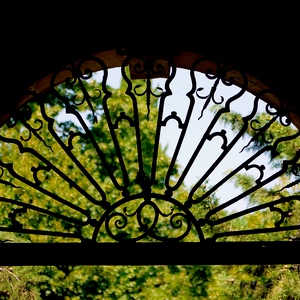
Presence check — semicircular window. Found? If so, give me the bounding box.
[0,54,299,243]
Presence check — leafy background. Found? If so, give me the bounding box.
[0,66,299,299]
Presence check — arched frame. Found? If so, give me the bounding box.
[0,49,299,265]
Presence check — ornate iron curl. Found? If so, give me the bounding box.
[8,207,27,229]
[276,163,300,192]
[241,93,292,153]
[194,60,238,120]
[93,194,203,242]
[0,167,23,189]
[50,58,107,123]
[0,54,299,245]
[182,62,248,204]
[5,104,52,151]
[127,56,166,120]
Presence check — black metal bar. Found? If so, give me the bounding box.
[1,55,299,263]
[1,242,299,266]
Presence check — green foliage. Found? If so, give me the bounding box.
[0,266,42,300]
[0,75,213,298]
[0,72,299,298]
[38,265,212,299]
[207,101,300,299]
[208,264,300,300]
[0,233,47,299]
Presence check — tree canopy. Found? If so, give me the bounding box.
[0,60,299,299]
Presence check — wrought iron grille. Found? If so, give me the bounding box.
[0,52,299,251]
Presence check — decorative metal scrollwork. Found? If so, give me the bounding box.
[0,53,299,243]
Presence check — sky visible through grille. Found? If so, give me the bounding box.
[60,66,285,214]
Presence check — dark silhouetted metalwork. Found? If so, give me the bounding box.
[0,53,299,264]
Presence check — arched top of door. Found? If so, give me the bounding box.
[1,47,300,129]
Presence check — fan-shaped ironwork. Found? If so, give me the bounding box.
[0,52,299,264]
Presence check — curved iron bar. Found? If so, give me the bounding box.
[112,112,135,129]
[67,131,88,150]
[0,226,85,242]
[150,57,176,187]
[244,164,266,184]
[162,57,210,194]
[276,176,300,193]
[210,225,300,242]
[7,104,53,151]
[266,103,291,127]
[134,81,162,121]
[39,96,108,206]
[0,136,93,223]
[206,129,228,150]
[205,150,300,225]
[176,65,248,202]
[269,205,289,228]
[292,163,300,176]
[92,193,204,242]
[50,57,130,195]
[120,57,148,190]
[123,201,174,218]
[241,115,278,152]
[8,206,27,229]
[285,164,300,191]
[161,111,184,129]
[0,54,299,244]
[0,167,23,190]
[196,60,239,120]
[57,61,99,121]
[186,89,287,206]
[241,92,292,153]
[31,164,52,186]
[197,72,223,119]
[20,119,42,142]
[0,196,96,228]
[207,195,300,228]
[129,56,166,120]
[196,129,300,217]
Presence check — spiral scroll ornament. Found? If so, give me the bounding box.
[0,54,298,244]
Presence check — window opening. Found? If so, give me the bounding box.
[0,54,299,247]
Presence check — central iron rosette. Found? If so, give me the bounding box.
[93,194,202,242]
